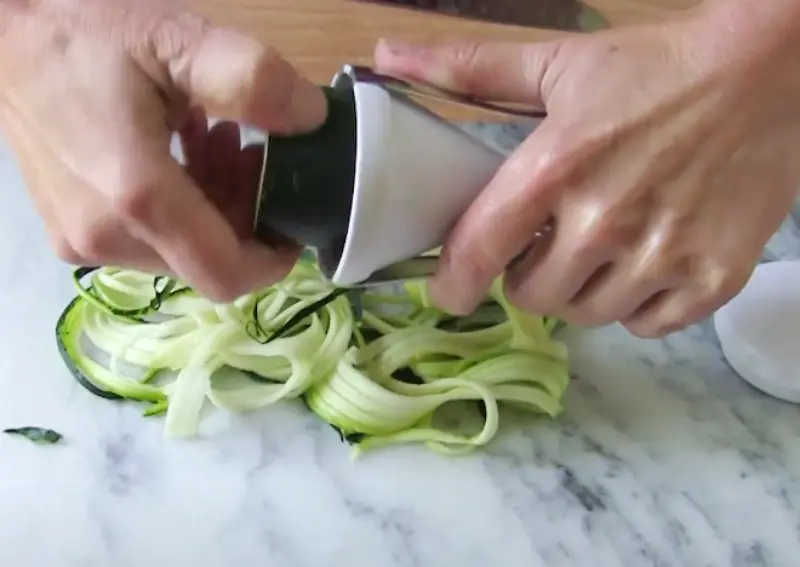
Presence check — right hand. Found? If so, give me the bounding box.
[0,0,327,302]
[374,0,800,338]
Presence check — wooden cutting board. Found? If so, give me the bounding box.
[187,0,701,120]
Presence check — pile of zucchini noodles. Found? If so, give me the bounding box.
[56,253,571,458]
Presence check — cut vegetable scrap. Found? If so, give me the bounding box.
[3,427,64,445]
[54,253,571,458]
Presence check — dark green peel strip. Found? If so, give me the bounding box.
[74,266,100,280]
[246,294,270,344]
[71,267,189,322]
[4,427,63,445]
[150,276,178,309]
[299,394,366,445]
[56,297,165,403]
[437,303,507,332]
[346,290,364,320]
[328,423,367,445]
[72,268,146,323]
[262,287,351,343]
[56,297,124,401]
[243,370,284,384]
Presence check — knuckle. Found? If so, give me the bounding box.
[630,224,689,282]
[572,217,620,260]
[707,265,752,306]
[504,275,559,316]
[506,279,559,316]
[52,235,84,265]
[69,222,113,261]
[572,205,653,264]
[442,234,498,290]
[93,156,163,225]
[111,178,160,225]
[153,11,210,62]
[246,45,285,97]
[442,40,485,90]
[675,262,754,325]
[501,130,582,204]
[676,271,746,329]
[236,42,293,127]
[632,255,684,289]
[528,139,578,190]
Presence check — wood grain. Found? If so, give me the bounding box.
[187,0,702,120]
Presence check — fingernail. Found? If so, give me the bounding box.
[289,78,328,133]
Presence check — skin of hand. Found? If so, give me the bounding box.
[0,0,326,302]
[373,0,800,338]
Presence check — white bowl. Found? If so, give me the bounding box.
[713,260,800,403]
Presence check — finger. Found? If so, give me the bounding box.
[179,106,209,183]
[10,146,64,235]
[164,25,327,133]
[504,223,611,318]
[204,120,242,192]
[228,144,266,239]
[558,264,674,327]
[1,110,62,223]
[623,264,752,338]
[58,203,177,275]
[238,143,266,190]
[428,124,561,314]
[2,116,86,264]
[563,240,691,327]
[374,38,562,105]
[63,226,170,273]
[16,147,166,271]
[57,201,169,269]
[621,289,704,338]
[118,154,297,302]
[25,177,79,264]
[203,121,261,238]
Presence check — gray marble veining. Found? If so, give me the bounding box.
[0,123,799,567]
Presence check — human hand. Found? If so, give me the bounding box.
[0,0,326,302]
[375,0,800,337]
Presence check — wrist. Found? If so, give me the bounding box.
[698,0,800,62]
[670,0,800,103]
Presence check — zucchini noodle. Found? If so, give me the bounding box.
[55,254,571,458]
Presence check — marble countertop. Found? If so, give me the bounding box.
[1,124,799,567]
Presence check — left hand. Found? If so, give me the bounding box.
[374,1,800,338]
[0,0,325,302]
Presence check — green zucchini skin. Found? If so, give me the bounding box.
[55,296,123,401]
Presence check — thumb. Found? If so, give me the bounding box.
[374,38,561,106]
[164,25,327,134]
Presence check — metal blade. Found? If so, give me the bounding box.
[351,0,609,32]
